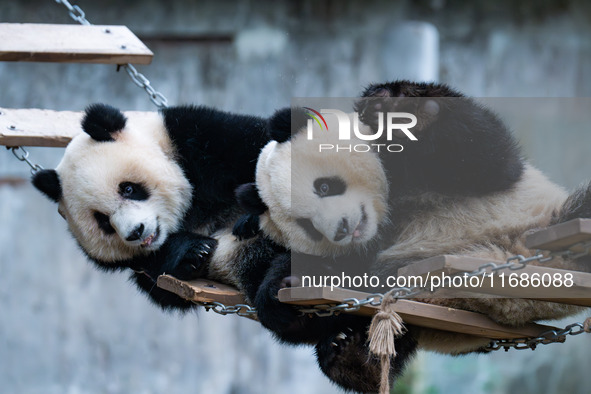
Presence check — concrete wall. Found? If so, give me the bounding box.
[1,1,591,393]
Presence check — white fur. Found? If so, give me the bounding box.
[56,112,192,262]
[256,114,389,257]
[376,165,586,354]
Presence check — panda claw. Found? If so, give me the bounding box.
[331,342,339,347]
[336,332,347,340]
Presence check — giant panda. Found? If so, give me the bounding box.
[231,82,591,392]
[32,103,272,310]
[223,106,419,391]
[310,81,591,391]
[207,107,393,336]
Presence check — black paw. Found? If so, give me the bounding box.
[232,214,261,240]
[316,322,419,392]
[254,254,342,344]
[161,233,217,280]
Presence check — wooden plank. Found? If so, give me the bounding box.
[0,108,153,147]
[398,255,591,306]
[278,286,557,339]
[526,218,591,251]
[0,23,153,64]
[156,275,245,305]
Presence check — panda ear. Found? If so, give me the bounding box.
[235,183,267,215]
[81,103,127,142]
[267,107,309,143]
[32,169,62,202]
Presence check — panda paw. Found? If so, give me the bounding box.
[315,323,418,393]
[161,234,217,280]
[356,84,440,135]
[232,214,261,240]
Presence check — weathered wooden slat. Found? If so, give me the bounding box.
[157,275,245,305]
[397,255,591,306]
[0,23,153,64]
[278,286,557,339]
[0,108,153,147]
[526,218,591,252]
[156,275,556,339]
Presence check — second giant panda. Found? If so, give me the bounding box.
[313,81,591,391]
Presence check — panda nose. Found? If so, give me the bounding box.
[334,218,349,242]
[126,223,145,242]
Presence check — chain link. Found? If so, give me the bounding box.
[54,0,90,25]
[54,0,169,108]
[9,147,44,174]
[486,322,587,351]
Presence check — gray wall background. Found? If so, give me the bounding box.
[1,1,591,393]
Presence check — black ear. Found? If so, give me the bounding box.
[267,107,308,143]
[81,103,127,142]
[235,183,267,215]
[32,169,62,202]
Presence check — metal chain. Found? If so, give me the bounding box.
[54,0,169,108]
[188,242,591,349]
[486,322,588,352]
[9,147,44,174]
[8,1,171,171]
[54,0,90,25]
[200,301,258,317]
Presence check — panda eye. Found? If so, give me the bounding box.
[314,177,346,197]
[93,211,116,235]
[119,182,150,201]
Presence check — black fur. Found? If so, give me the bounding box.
[232,214,261,240]
[85,231,217,310]
[552,181,591,224]
[32,169,62,202]
[316,322,418,392]
[355,80,524,197]
[82,103,127,142]
[267,107,309,143]
[161,106,269,232]
[235,183,267,215]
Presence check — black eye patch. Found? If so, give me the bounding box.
[118,182,150,201]
[93,211,116,235]
[314,177,347,198]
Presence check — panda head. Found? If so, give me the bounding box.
[238,107,389,256]
[32,104,192,263]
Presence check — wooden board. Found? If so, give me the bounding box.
[278,286,557,339]
[397,255,591,306]
[0,23,153,64]
[0,108,153,147]
[157,275,245,305]
[526,218,591,252]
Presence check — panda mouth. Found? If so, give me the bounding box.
[140,225,160,247]
[351,207,368,241]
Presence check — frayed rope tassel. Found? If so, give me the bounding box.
[368,292,406,394]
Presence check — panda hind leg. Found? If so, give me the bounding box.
[315,320,418,393]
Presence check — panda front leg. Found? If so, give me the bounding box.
[156,231,218,280]
[254,253,348,344]
[128,231,217,311]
